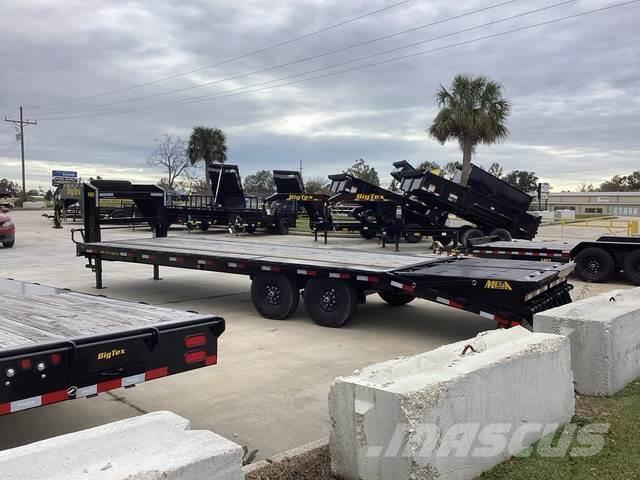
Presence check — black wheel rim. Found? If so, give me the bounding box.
[318,288,337,313]
[585,258,602,275]
[262,281,282,306]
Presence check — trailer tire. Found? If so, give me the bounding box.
[379,290,415,306]
[490,228,512,242]
[245,225,256,234]
[359,227,376,239]
[199,221,210,232]
[303,278,357,328]
[278,219,289,235]
[575,247,615,283]
[461,228,484,248]
[2,240,14,248]
[622,250,640,285]
[403,225,423,244]
[251,272,300,320]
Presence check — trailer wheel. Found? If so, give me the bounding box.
[403,225,423,244]
[245,225,256,234]
[622,250,640,285]
[379,290,415,306]
[2,240,14,248]
[359,227,376,239]
[251,272,300,319]
[489,228,512,242]
[575,247,615,283]
[461,228,484,248]
[199,221,210,232]
[303,278,357,328]
[278,219,289,235]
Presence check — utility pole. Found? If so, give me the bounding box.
[5,106,37,199]
[299,159,303,176]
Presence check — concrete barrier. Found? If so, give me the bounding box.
[535,288,640,396]
[329,327,574,480]
[0,411,243,480]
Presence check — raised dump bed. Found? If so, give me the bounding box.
[0,278,224,415]
[327,172,452,243]
[393,162,541,245]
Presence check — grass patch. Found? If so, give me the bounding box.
[481,378,640,480]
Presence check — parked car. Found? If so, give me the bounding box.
[0,207,15,248]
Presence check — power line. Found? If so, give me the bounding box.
[39,0,639,121]
[34,0,519,116]
[37,0,582,119]
[27,0,414,110]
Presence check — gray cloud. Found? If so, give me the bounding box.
[0,0,638,191]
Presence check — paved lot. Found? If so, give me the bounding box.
[0,210,632,458]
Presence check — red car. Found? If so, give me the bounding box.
[0,208,14,248]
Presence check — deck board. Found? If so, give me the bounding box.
[0,279,208,353]
[88,237,440,271]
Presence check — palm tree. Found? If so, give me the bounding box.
[187,126,228,193]
[428,74,511,185]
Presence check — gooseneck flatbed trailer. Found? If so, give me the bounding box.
[0,278,224,415]
[74,184,574,330]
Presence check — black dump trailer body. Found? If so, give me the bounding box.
[166,164,297,234]
[470,235,640,285]
[393,162,541,245]
[0,278,224,415]
[266,170,363,237]
[327,173,452,243]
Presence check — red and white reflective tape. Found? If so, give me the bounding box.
[390,280,415,293]
[85,249,94,254]
[197,259,214,266]
[0,367,168,416]
[119,252,128,257]
[329,272,351,280]
[261,265,280,272]
[141,254,156,260]
[435,296,464,309]
[296,269,318,276]
[168,256,183,263]
[356,275,380,283]
[227,262,245,269]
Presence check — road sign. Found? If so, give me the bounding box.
[52,170,78,186]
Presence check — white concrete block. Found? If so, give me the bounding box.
[329,327,574,480]
[535,288,640,396]
[0,411,243,480]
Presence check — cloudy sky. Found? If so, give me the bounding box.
[0,0,638,192]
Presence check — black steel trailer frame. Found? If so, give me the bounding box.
[469,235,640,285]
[73,216,574,330]
[0,279,224,415]
[393,161,541,246]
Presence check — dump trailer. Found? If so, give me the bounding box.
[266,170,365,237]
[468,235,640,285]
[74,190,574,330]
[327,173,453,243]
[167,164,296,234]
[392,161,541,246]
[0,278,224,416]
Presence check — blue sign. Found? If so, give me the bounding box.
[52,170,77,178]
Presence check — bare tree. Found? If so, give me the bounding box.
[147,134,190,189]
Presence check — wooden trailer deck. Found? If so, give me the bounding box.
[0,278,209,353]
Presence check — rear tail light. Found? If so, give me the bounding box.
[184,334,207,349]
[19,359,32,370]
[184,350,207,364]
[49,353,62,365]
